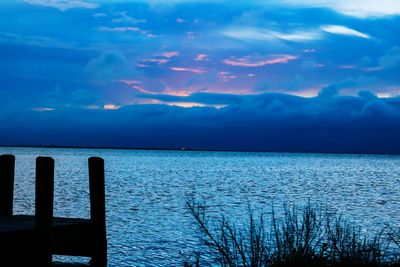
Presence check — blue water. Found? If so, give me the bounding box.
[1,147,399,266]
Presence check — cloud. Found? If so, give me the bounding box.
[24,0,399,18]
[86,50,128,79]
[316,76,379,97]
[22,0,98,11]
[195,54,208,61]
[170,67,206,74]
[32,107,55,112]
[321,25,371,39]
[163,101,225,108]
[318,84,339,98]
[142,58,169,64]
[219,71,237,82]
[277,0,400,18]
[111,11,146,24]
[3,0,400,154]
[223,55,298,67]
[98,26,141,32]
[98,26,159,38]
[159,51,179,58]
[223,27,321,42]
[358,47,400,72]
[0,31,75,49]
[103,104,121,110]
[93,12,107,18]
[379,47,400,69]
[223,24,372,45]
[2,91,399,153]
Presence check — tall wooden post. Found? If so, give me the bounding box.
[0,154,15,217]
[89,157,107,267]
[35,156,54,267]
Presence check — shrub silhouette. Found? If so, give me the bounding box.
[184,200,400,267]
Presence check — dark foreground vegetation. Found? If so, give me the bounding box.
[184,200,400,267]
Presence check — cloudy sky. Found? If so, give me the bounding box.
[1,0,400,153]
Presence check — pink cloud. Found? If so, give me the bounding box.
[142,58,169,64]
[119,80,151,93]
[131,85,152,93]
[161,86,198,96]
[223,55,298,67]
[170,67,206,74]
[195,54,208,61]
[160,51,179,58]
[289,88,319,98]
[104,104,120,110]
[163,90,191,97]
[163,102,226,109]
[219,71,237,82]
[136,63,149,68]
[120,80,143,85]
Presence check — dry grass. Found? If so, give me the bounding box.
[184,200,400,267]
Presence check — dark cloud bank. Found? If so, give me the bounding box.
[1,90,399,154]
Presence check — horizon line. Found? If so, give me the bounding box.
[0,145,399,157]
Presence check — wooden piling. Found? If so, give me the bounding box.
[35,156,54,267]
[0,154,15,217]
[1,155,108,266]
[89,157,107,267]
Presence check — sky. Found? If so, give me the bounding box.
[0,0,400,153]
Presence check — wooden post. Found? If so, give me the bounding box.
[89,157,107,267]
[35,156,54,267]
[0,154,15,216]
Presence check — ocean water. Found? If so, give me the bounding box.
[0,147,399,266]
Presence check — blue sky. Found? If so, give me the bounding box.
[1,0,400,153]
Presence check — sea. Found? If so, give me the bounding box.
[0,147,399,266]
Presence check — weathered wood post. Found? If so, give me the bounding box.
[35,156,54,267]
[0,154,15,217]
[89,157,107,267]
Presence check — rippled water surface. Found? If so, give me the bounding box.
[1,147,399,266]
